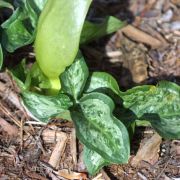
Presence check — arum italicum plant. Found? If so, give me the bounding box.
[5,0,180,176]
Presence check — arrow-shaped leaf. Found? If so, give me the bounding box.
[72,92,130,163]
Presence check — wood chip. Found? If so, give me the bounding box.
[122,25,163,49]
[48,132,68,169]
[92,173,103,180]
[0,81,41,122]
[171,140,180,155]
[171,0,180,6]
[131,133,162,167]
[70,128,77,168]
[105,51,122,58]
[0,81,23,111]
[56,169,87,180]
[0,117,18,136]
[25,171,48,180]
[101,169,111,180]
[137,172,148,180]
[42,129,67,143]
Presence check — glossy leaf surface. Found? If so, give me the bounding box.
[61,53,89,100]
[83,146,109,175]
[81,16,125,44]
[1,8,33,52]
[22,91,73,122]
[1,0,46,52]
[85,72,120,95]
[72,92,130,163]
[121,81,180,139]
[11,59,52,92]
[0,1,14,10]
[29,62,51,90]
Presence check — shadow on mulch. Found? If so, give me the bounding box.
[146,75,180,86]
[90,0,135,23]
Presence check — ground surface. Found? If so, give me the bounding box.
[0,0,180,179]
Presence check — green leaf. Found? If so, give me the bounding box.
[0,1,14,10]
[10,59,51,92]
[10,59,40,91]
[26,0,47,11]
[135,120,151,127]
[72,92,130,163]
[83,146,109,175]
[29,62,51,90]
[121,81,180,139]
[22,91,73,122]
[60,52,89,100]
[84,72,135,129]
[10,59,30,90]
[85,72,120,95]
[10,71,27,91]
[11,59,28,83]
[81,16,125,44]
[1,0,46,52]
[0,44,3,70]
[11,61,72,121]
[1,8,34,52]
[23,0,47,28]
